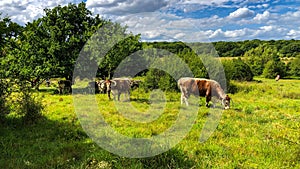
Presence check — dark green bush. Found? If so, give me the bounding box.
[16,91,44,123]
[288,55,300,77]
[223,58,254,81]
[0,79,11,118]
[142,69,178,92]
[262,60,286,79]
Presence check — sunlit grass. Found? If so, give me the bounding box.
[0,78,299,168]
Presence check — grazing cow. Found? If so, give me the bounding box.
[58,80,72,94]
[103,78,131,101]
[275,74,280,81]
[178,77,231,109]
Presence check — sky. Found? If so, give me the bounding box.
[1,0,300,42]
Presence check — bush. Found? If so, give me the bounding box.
[288,55,300,77]
[0,79,11,118]
[142,69,178,92]
[223,58,253,81]
[16,91,44,123]
[262,60,286,79]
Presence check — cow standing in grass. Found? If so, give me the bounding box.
[275,75,280,81]
[178,77,231,109]
[102,78,131,101]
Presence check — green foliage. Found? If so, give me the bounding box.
[143,69,178,92]
[0,80,11,117]
[279,40,300,57]
[223,58,253,81]
[244,44,280,76]
[262,60,286,79]
[288,55,300,77]
[16,91,44,123]
[12,2,105,81]
[11,81,44,123]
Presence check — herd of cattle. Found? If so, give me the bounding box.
[57,77,231,109]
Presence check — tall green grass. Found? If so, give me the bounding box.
[0,78,299,168]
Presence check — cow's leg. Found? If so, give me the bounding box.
[181,93,189,106]
[180,93,184,105]
[206,96,211,107]
[118,93,121,101]
[107,90,111,100]
[126,91,130,101]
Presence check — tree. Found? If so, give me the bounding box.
[244,44,280,76]
[11,2,106,83]
[0,14,23,117]
[288,55,300,77]
[262,60,286,79]
[223,58,253,81]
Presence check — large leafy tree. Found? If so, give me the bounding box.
[12,2,106,82]
[0,14,23,116]
[244,44,280,76]
[223,58,253,81]
[288,55,300,77]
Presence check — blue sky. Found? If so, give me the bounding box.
[1,0,300,42]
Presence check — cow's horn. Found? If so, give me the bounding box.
[111,80,117,86]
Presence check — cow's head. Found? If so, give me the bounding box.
[222,95,231,109]
[100,80,117,91]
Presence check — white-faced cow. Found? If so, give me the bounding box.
[58,80,72,94]
[178,77,231,109]
[102,78,131,101]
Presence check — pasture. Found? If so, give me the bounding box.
[0,78,299,168]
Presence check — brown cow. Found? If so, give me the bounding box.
[178,77,231,109]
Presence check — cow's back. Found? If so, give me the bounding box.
[178,77,211,97]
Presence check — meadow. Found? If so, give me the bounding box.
[0,78,299,168]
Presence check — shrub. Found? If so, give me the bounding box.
[142,69,178,92]
[223,58,254,81]
[262,60,286,79]
[288,55,300,77]
[16,91,44,123]
[0,79,11,118]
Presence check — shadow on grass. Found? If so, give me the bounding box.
[0,115,196,169]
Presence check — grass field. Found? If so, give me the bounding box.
[0,78,299,168]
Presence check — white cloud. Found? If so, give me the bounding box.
[287,29,300,39]
[1,0,300,42]
[228,7,255,19]
[253,11,270,22]
[0,0,80,25]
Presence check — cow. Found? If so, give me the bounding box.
[177,77,231,109]
[102,78,131,101]
[58,80,72,94]
[275,74,280,81]
[98,80,109,94]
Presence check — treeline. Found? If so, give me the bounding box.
[213,40,300,58]
[143,40,300,79]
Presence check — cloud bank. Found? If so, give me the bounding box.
[1,0,300,42]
